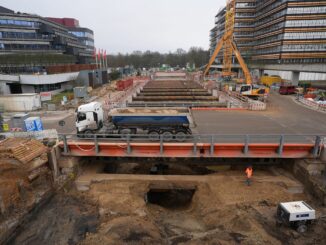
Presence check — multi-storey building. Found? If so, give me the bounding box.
[209,0,326,81]
[0,6,95,74]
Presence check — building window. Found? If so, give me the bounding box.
[0,19,38,27]
[34,83,62,93]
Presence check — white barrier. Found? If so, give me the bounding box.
[299,98,326,113]
[249,101,267,111]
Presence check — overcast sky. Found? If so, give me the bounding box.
[1,0,223,54]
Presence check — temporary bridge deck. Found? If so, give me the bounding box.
[59,134,324,159]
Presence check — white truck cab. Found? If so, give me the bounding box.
[277,201,315,233]
[76,102,104,134]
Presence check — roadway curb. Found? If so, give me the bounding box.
[191,108,247,111]
[291,97,326,115]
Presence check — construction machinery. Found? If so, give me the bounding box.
[204,0,269,99]
[276,201,316,233]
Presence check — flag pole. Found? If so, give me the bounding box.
[104,50,108,68]
[94,47,99,69]
[98,49,102,70]
[101,49,104,69]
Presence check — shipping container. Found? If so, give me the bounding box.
[24,117,43,132]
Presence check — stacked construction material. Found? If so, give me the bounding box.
[129,80,227,108]
[0,138,50,215]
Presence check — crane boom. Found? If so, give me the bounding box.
[231,41,252,85]
[204,0,252,85]
[203,39,224,77]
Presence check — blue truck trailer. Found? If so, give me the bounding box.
[76,103,194,141]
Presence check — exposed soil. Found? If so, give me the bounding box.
[79,168,326,245]
[7,167,326,245]
[8,192,99,245]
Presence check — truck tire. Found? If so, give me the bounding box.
[84,130,94,139]
[175,131,187,142]
[119,129,132,140]
[162,131,173,142]
[148,131,160,141]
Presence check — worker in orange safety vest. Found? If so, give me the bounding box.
[245,166,253,186]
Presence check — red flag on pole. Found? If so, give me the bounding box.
[93,47,96,59]
[98,49,101,60]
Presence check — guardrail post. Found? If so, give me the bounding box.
[193,136,197,155]
[312,136,321,158]
[127,134,131,155]
[160,135,163,155]
[63,135,69,154]
[210,135,214,156]
[278,135,285,156]
[94,135,99,155]
[243,135,249,155]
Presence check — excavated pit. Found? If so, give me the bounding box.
[145,188,196,209]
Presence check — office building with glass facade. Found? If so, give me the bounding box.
[0,6,95,74]
[209,0,326,67]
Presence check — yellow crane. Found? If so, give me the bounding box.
[204,0,269,99]
[204,0,252,84]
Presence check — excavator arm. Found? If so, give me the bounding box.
[203,38,224,77]
[231,41,252,85]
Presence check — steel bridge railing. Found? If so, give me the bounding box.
[59,134,325,158]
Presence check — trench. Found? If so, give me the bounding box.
[97,158,289,176]
[145,188,196,209]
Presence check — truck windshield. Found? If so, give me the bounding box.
[77,112,87,122]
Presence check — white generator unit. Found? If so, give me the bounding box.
[277,201,315,233]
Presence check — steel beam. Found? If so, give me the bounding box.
[59,141,319,159]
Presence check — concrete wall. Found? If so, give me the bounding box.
[0,94,41,111]
[76,71,90,87]
[0,81,11,95]
[20,72,79,85]
[76,70,106,88]
[0,74,19,82]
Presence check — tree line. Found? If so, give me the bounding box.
[107,47,209,69]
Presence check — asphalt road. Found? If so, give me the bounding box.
[193,92,326,136]
[42,92,326,138]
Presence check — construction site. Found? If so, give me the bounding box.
[1,0,326,245]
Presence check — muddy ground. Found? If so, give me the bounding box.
[7,165,326,245]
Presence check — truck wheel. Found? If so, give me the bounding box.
[148,131,159,141]
[77,133,84,138]
[162,131,173,142]
[297,224,307,233]
[119,129,131,140]
[84,130,94,139]
[175,131,187,142]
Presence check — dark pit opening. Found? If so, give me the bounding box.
[145,188,195,209]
